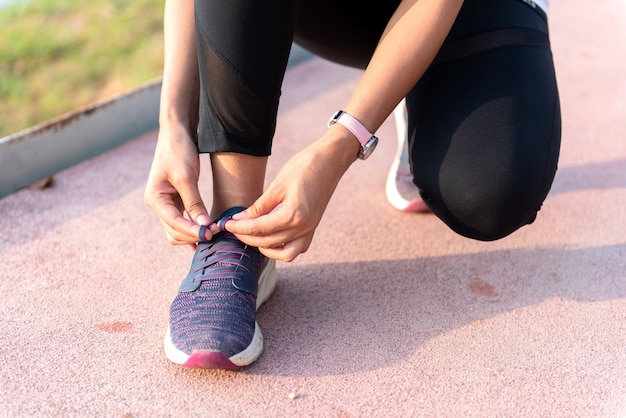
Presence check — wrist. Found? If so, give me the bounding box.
[327,110,379,160]
[159,112,198,141]
[157,119,199,150]
[158,89,199,135]
[319,127,361,169]
[160,109,197,129]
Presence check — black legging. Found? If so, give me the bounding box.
[194,0,561,241]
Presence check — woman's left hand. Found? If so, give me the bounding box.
[224,128,359,261]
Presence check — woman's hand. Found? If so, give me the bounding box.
[225,127,359,261]
[144,126,212,249]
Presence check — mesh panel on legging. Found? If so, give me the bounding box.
[194,0,298,155]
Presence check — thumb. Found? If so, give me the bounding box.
[233,187,284,221]
[179,183,210,226]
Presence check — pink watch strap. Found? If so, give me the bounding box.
[332,111,373,147]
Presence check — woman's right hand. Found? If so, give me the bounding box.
[144,125,212,248]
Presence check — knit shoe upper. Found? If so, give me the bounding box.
[164,207,276,369]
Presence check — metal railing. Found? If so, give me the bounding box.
[0,45,312,199]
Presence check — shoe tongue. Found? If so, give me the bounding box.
[217,206,246,219]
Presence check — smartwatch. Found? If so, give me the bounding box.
[328,110,379,160]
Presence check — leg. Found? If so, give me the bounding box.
[293,0,398,69]
[209,153,267,218]
[194,0,298,216]
[165,0,298,370]
[408,0,561,240]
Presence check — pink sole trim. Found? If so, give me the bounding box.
[183,351,241,370]
[404,199,431,214]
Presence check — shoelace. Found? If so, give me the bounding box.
[193,215,251,283]
[198,213,232,242]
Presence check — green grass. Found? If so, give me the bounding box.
[0,0,165,137]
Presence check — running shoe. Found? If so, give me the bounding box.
[385,100,430,213]
[164,206,277,369]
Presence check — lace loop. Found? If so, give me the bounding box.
[192,231,251,283]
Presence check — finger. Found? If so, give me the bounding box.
[257,236,311,262]
[233,228,294,251]
[160,218,195,243]
[154,197,212,243]
[225,209,288,237]
[207,220,286,250]
[163,229,198,251]
[233,185,284,221]
[175,180,210,227]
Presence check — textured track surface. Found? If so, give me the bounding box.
[1,1,625,415]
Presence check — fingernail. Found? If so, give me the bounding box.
[232,212,245,220]
[196,214,210,225]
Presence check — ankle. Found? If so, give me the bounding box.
[209,153,267,218]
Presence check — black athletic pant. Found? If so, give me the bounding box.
[194,0,561,241]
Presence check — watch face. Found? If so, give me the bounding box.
[328,110,344,127]
[359,136,379,160]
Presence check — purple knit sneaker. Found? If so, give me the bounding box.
[164,207,277,369]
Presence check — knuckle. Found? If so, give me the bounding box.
[288,210,303,226]
[288,210,317,232]
[283,246,305,262]
[242,224,263,236]
[143,190,154,207]
[283,254,297,262]
[168,171,191,187]
[165,234,177,245]
[185,201,204,215]
[246,206,260,218]
[165,229,190,246]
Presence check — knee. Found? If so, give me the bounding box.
[419,181,545,241]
